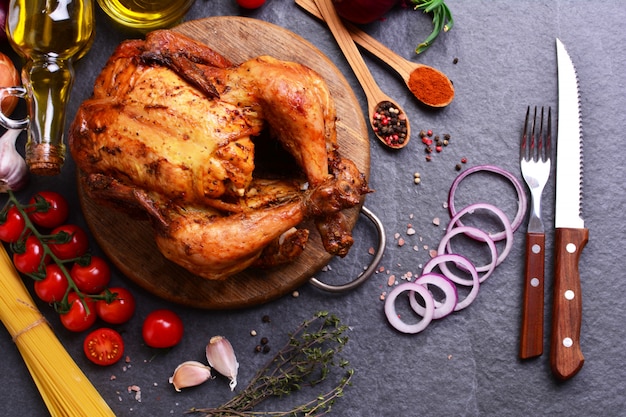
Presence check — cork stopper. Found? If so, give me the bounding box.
[25,143,65,176]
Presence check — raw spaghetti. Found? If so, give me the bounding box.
[0,245,115,417]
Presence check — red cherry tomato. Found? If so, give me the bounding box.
[48,224,89,260]
[27,191,69,229]
[96,287,136,325]
[0,205,26,243]
[34,264,69,303]
[12,235,50,275]
[70,255,111,294]
[83,328,125,366]
[142,309,184,348]
[236,0,266,9]
[59,292,97,332]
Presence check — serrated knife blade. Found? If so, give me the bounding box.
[550,38,589,380]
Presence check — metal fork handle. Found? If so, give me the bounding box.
[520,231,545,358]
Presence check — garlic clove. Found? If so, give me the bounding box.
[168,360,212,392]
[0,128,29,193]
[206,335,239,391]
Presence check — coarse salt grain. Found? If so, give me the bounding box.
[387,275,396,286]
[397,238,405,247]
[407,227,416,235]
[433,217,440,226]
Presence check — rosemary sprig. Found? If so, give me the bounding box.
[409,0,454,54]
[188,311,354,417]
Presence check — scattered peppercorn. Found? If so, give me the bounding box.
[260,337,269,345]
[453,57,459,64]
[455,163,462,171]
[262,315,271,323]
[254,345,262,353]
[262,345,271,353]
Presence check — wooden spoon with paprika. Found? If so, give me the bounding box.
[313,0,410,149]
[297,0,455,108]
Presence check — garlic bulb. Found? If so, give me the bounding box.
[168,361,212,392]
[206,335,239,391]
[0,128,28,192]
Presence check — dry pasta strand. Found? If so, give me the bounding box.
[0,245,115,417]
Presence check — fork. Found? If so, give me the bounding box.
[519,106,552,359]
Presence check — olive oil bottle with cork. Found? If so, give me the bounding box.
[0,0,94,175]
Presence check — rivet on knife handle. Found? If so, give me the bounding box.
[550,227,588,380]
[519,232,545,359]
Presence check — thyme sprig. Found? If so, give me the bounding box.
[409,0,454,54]
[189,311,354,417]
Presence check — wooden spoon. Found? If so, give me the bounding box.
[312,0,410,149]
[296,0,454,108]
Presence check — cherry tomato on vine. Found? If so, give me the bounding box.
[83,328,125,366]
[96,287,136,325]
[142,309,184,348]
[48,224,89,260]
[0,205,26,243]
[12,235,50,275]
[70,255,111,294]
[59,292,97,332]
[236,0,266,9]
[27,191,69,229]
[34,264,69,303]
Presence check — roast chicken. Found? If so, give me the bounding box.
[69,30,370,280]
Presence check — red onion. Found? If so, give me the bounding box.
[437,226,497,283]
[446,202,514,268]
[422,254,480,311]
[0,0,7,43]
[332,0,399,25]
[447,165,527,241]
[409,273,457,319]
[384,282,434,334]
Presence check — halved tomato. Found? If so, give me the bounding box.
[83,328,125,366]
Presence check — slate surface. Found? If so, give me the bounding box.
[1,1,625,416]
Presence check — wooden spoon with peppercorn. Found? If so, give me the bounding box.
[313,0,410,149]
[297,0,455,108]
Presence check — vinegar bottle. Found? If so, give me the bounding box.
[4,0,95,175]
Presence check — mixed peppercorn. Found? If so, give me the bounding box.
[372,101,408,147]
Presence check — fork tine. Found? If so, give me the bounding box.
[538,107,544,162]
[522,106,530,160]
[545,107,552,162]
[530,106,537,161]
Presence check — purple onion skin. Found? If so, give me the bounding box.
[332,0,400,24]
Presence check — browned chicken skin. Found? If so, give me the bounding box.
[70,30,369,280]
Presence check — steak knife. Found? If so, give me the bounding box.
[551,38,588,380]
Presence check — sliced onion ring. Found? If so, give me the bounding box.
[446,203,514,268]
[423,254,480,311]
[384,282,435,334]
[447,165,527,241]
[409,273,458,319]
[438,226,497,283]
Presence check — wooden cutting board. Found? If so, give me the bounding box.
[78,16,370,309]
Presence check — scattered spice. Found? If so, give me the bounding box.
[371,101,408,147]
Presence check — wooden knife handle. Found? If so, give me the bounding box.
[550,227,588,380]
[519,232,545,359]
